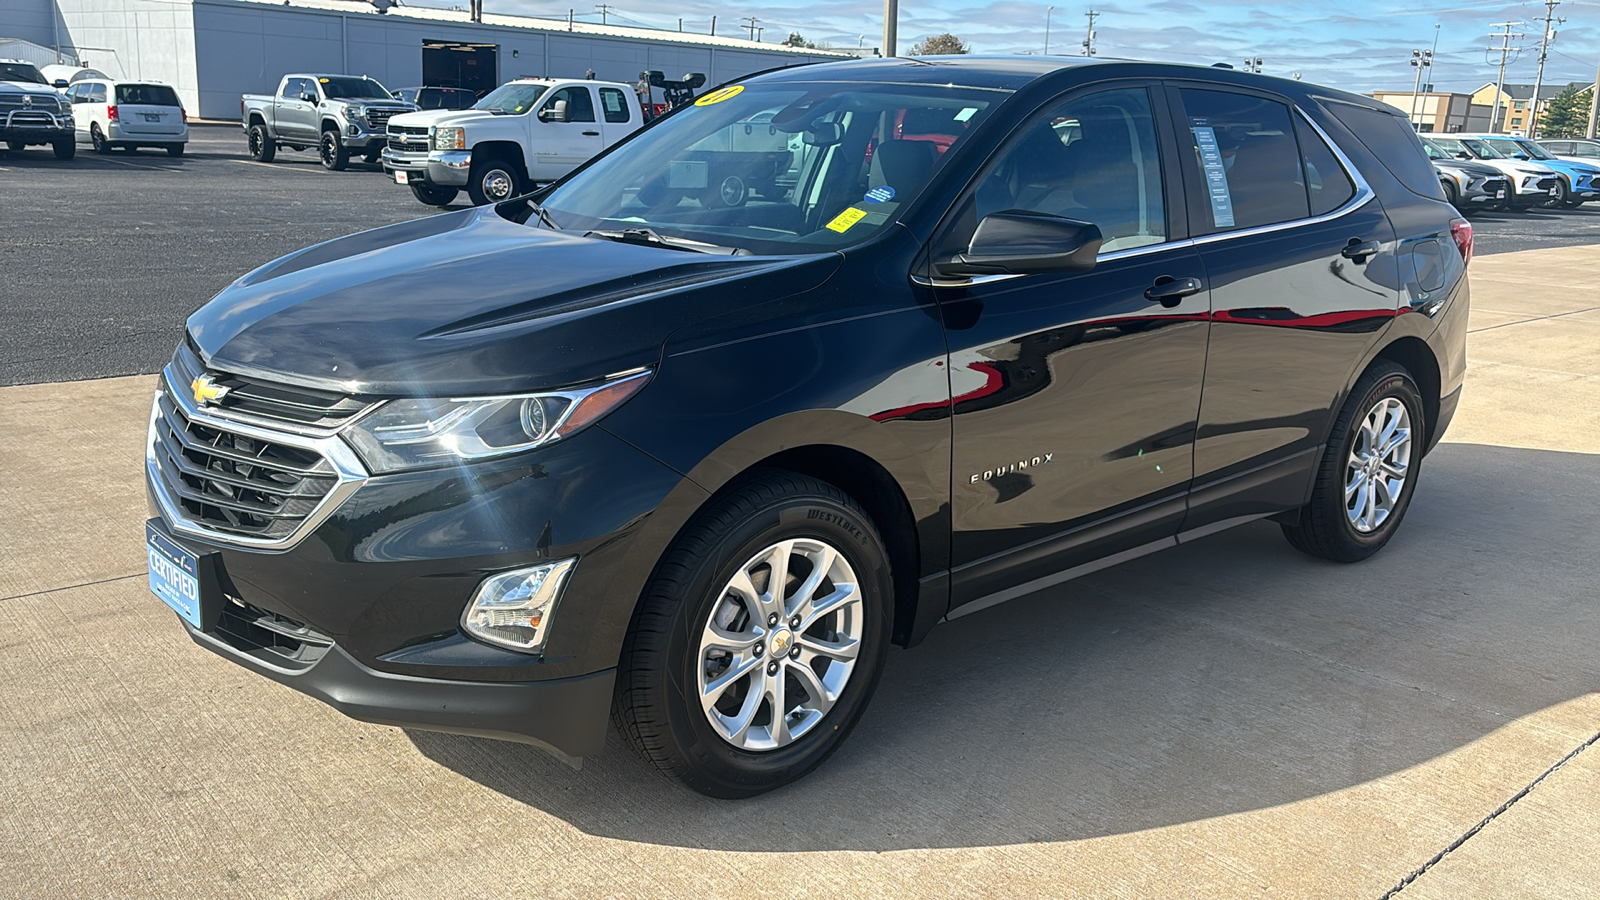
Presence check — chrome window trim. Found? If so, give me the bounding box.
[147,363,369,553]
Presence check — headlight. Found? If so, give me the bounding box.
[433,126,465,150]
[342,369,650,474]
[348,104,366,120]
[462,558,576,652]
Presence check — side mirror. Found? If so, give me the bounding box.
[1455,152,1471,160]
[936,212,1103,277]
[538,100,569,123]
[391,90,402,99]
[53,79,69,89]
[300,90,318,104]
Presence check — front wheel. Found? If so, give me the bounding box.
[614,470,893,798]
[1547,179,1570,208]
[409,181,459,206]
[466,156,524,205]
[52,137,75,160]
[319,129,349,171]
[1282,362,1426,562]
[1441,180,1459,211]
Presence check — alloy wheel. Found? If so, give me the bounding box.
[1345,396,1412,534]
[696,538,862,751]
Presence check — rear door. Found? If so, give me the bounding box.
[935,83,1212,613]
[1168,83,1401,533]
[113,83,184,137]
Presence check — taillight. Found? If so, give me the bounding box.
[107,104,118,122]
[1450,218,1473,265]
[182,108,188,123]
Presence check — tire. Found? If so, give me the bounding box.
[52,137,75,160]
[1547,179,1569,209]
[466,155,524,206]
[409,182,459,206]
[248,123,275,162]
[319,129,349,171]
[636,177,684,209]
[614,469,894,798]
[90,123,110,154]
[1441,180,1459,211]
[700,174,748,208]
[1561,198,1585,209]
[1282,362,1426,562]
[6,140,24,151]
[166,143,185,158]
[363,147,381,164]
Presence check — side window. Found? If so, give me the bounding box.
[280,78,300,100]
[67,84,83,103]
[90,83,107,104]
[946,87,1166,256]
[545,86,595,123]
[1295,117,1356,216]
[1177,88,1308,232]
[599,87,630,123]
[1325,101,1443,200]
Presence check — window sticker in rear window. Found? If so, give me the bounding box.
[1191,117,1236,228]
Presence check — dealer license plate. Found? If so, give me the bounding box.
[147,523,201,627]
[143,113,160,122]
[394,170,409,184]
[1496,189,1506,199]
[1550,186,1559,196]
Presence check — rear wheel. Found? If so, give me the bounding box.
[614,470,893,798]
[1282,362,1426,562]
[90,123,110,154]
[319,129,349,171]
[409,182,459,206]
[52,137,75,160]
[700,174,748,208]
[247,123,275,162]
[166,143,185,158]
[466,155,524,205]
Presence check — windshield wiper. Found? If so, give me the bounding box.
[528,202,560,230]
[583,228,748,255]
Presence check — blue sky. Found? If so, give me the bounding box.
[471,0,1600,94]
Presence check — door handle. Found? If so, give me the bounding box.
[1341,239,1381,262]
[1144,275,1204,307]
[581,130,600,136]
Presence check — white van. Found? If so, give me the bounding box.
[67,79,189,156]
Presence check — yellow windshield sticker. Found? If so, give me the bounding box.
[694,85,744,106]
[319,78,330,83]
[825,207,869,233]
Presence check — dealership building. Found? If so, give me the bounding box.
[1,0,852,119]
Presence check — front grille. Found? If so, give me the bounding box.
[151,385,340,540]
[214,600,333,670]
[1537,177,1559,191]
[365,107,405,132]
[387,124,428,153]
[0,94,63,112]
[171,342,369,431]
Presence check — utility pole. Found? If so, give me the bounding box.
[1044,6,1054,56]
[883,0,898,57]
[1409,49,1433,127]
[594,3,613,25]
[1082,9,1098,56]
[1486,22,1525,133]
[741,16,760,40]
[1589,53,1599,138]
[1529,0,1563,139]
[710,15,716,35]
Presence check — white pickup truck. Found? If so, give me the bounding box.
[381,77,644,206]
[242,74,417,170]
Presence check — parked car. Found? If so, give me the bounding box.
[66,79,188,155]
[1540,138,1600,163]
[1458,133,1600,209]
[146,57,1469,798]
[1426,135,1558,209]
[381,77,643,206]
[1423,138,1508,212]
[391,86,478,110]
[241,74,416,170]
[0,58,74,158]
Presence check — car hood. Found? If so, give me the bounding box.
[1435,159,1501,177]
[386,108,491,130]
[0,80,60,96]
[187,206,841,396]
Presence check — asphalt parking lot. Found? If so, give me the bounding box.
[4,122,1600,386]
[2,124,1599,898]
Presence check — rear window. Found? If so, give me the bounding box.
[116,84,181,107]
[1325,101,1443,201]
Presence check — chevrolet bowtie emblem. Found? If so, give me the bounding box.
[191,374,229,406]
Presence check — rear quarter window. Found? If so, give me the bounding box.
[1324,101,1443,201]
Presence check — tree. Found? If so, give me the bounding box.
[909,33,970,55]
[783,32,818,49]
[1540,85,1594,138]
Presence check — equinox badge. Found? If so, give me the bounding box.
[971,453,1054,484]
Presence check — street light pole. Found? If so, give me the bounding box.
[1409,49,1432,128]
[1044,6,1054,56]
[1589,53,1599,138]
[883,0,897,57]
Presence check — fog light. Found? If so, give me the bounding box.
[461,559,576,653]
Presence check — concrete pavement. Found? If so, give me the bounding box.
[1,246,1596,898]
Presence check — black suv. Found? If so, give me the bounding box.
[146,57,1470,797]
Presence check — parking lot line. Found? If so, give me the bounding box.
[232,158,318,172]
[92,155,182,173]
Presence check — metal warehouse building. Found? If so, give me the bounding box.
[2,0,851,119]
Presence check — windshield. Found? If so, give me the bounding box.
[1484,137,1530,158]
[474,83,548,114]
[540,81,1000,255]
[1422,140,1447,161]
[1458,138,1503,160]
[0,62,47,84]
[1515,140,1555,160]
[319,76,392,100]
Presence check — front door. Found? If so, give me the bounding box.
[276,77,317,142]
[1166,84,1403,532]
[936,85,1211,613]
[530,85,603,180]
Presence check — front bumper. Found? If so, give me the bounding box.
[182,617,615,759]
[382,147,472,186]
[0,109,71,141]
